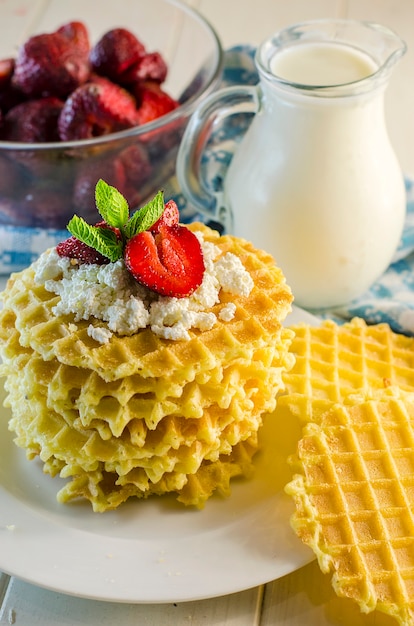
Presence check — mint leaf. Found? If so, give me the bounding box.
[95,179,129,229]
[67,216,123,262]
[124,190,165,238]
[94,226,124,262]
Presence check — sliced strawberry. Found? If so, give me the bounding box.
[150,199,179,233]
[124,223,205,298]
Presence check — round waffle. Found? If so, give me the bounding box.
[286,386,414,626]
[0,223,294,511]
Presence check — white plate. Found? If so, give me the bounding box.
[0,305,317,604]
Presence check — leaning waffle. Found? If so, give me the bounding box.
[286,386,414,626]
[279,318,414,424]
[0,223,294,511]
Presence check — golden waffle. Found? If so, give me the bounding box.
[1,223,293,381]
[0,223,294,510]
[279,318,414,424]
[286,386,414,626]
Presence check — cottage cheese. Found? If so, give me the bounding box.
[34,231,254,342]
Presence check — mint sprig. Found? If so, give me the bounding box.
[95,179,129,229]
[67,216,123,262]
[124,190,165,239]
[67,180,167,262]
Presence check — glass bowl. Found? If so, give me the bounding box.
[0,0,223,231]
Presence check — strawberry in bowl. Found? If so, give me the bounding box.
[0,0,222,244]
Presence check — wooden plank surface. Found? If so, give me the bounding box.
[0,578,262,626]
[1,0,414,624]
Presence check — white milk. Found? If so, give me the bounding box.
[225,41,406,308]
[270,42,377,85]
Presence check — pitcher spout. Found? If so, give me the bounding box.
[367,21,407,78]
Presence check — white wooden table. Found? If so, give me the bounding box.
[0,0,413,624]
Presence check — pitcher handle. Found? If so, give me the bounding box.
[176,85,259,232]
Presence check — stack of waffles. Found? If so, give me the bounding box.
[0,224,294,511]
[283,318,414,625]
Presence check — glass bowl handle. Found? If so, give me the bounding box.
[176,85,259,233]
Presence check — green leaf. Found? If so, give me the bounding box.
[124,190,165,238]
[67,216,123,262]
[94,227,124,262]
[95,179,129,228]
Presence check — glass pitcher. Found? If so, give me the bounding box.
[176,19,407,309]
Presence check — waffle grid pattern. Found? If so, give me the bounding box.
[279,318,414,424]
[286,387,414,625]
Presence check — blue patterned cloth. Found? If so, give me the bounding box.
[2,45,414,338]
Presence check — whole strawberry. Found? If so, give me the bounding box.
[73,157,127,218]
[0,58,25,113]
[0,57,14,90]
[3,97,63,142]
[57,21,90,56]
[58,79,138,140]
[56,235,111,265]
[90,28,145,83]
[134,81,179,125]
[0,155,24,195]
[121,52,168,85]
[57,220,121,264]
[12,30,90,98]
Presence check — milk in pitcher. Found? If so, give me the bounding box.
[225,39,406,308]
[270,41,377,85]
[176,20,407,309]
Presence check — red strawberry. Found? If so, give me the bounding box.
[21,188,73,228]
[117,143,151,188]
[135,81,179,125]
[56,235,110,265]
[72,156,127,220]
[90,28,145,82]
[0,58,25,114]
[12,31,90,98]
[121,52,168,85]
[0,57,14,89]
[57,21,90,56]
[150,199,179,233]
[3,97,64,142]
[58,79,138,140]
[57,221,121,264]
[0,156,23,195]
[124,222,205,298]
